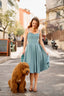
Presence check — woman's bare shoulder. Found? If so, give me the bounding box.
[39,30,42,35]
[26,27,31,33]
[25,28,29,34]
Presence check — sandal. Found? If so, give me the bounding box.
[33,88,37,92]
[29,88,33,92]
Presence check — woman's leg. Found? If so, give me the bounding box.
[33,73,39,91]
[29,73,34,90]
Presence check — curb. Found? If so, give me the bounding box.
[0,56,10,64]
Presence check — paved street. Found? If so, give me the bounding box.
[0,45,64,96]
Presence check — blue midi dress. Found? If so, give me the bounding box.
[23,29,50,73]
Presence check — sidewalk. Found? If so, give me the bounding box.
[0,56,10,64]
[10,47,23,59]
[0,47,23,64]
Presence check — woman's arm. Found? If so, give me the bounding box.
[23,28,28,51]
[39,30,48,54]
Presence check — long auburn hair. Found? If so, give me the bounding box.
[28,17,40,29]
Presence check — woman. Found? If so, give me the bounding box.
[22,17,49,92]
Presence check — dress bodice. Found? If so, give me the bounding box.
[27,32,39,44]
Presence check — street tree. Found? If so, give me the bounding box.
[0,10,16,39]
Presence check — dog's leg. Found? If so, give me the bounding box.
[11,80,18,93]
[8,79,11,88]
[19,81,25,93]
[24,81,27,91]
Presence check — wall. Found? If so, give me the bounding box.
[46,0,63,10]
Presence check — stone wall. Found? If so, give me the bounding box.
[47,30,64,50]
[47,30,64,41]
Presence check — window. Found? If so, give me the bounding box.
[56,11,60,18]
[60,25,63,30]
[0,1,2,8]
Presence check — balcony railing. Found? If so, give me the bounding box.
[8,0,14,6]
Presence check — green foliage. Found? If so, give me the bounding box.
[16,27,24,36]
[0,9,16,38]
[13,21,24,36]
[0,9,24,38]
[8,21,25,36]
[0,10,16,29]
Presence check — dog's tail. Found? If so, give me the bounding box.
[8,79,11,88]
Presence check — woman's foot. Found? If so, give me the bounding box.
[33,87,37,92]
[29,85,33,92]
[29,88,33,92]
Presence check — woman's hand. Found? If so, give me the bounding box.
[45,51,49,55]
[22,49,25,55]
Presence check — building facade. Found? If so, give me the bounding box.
[46,0,64,33]
[46,0,64,50]
[39,19,47,39]
[19,8,34,29]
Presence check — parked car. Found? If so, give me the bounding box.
[42,38,48,45]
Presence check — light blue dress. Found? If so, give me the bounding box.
[23,29,50,73]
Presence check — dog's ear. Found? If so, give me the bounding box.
[18,62,25,72]
[22,62,29,68]
[19,62,25,67]
[20,62,29,68]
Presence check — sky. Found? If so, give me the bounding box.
[19,0,46,19]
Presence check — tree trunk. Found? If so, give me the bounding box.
[3,30,5,39]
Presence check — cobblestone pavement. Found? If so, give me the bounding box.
[0,45,64,96]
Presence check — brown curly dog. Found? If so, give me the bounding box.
[8,62,30,93]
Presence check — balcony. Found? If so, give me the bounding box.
[8,0,14,6]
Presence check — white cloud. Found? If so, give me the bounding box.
[19,0,46,19]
